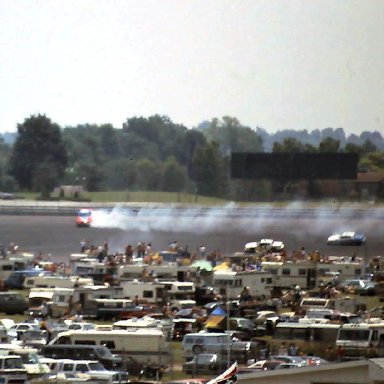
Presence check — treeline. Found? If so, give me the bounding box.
[1,114,384,201]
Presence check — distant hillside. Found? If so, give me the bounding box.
[0,132,17,145]
[254,127,384,152]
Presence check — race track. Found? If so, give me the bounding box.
[0,205,382,264]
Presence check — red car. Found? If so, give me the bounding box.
[76,209,92,227]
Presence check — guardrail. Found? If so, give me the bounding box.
[0,200,382,218]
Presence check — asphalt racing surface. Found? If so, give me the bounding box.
[0,204,383,263]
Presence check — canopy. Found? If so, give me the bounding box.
[205,315,226,329]
[211,306,227,316]
[191,260,213,271]
[213,262,230,271]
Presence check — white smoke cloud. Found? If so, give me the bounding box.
[89,201,383,237]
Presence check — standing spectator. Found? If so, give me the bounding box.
[288,343,297,356]
[336,345,345,362]
[125,244,133,263]
[199,245,206,258]
[278,342,288,355]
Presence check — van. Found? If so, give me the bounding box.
[181,332,260,363]
[182,332,232,360]
[40,344,122,370]
[0,355,28,384]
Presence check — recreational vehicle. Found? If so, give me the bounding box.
[23,275,93,289]
[28,287,74,318]
[336,322,384,358]
[212,269,273,300]
[261,260,364,289]
[118,263,198,282]
[50,328,170,368]
[121,280,196,310]
[271,322,341,354]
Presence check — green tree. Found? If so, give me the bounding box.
[272,138,306,152]
[9,114,67,196]
[203,116,264,155]
[161,157,187,192]
[318,137,340,152]
[191,142,228,197]
[137,158,161,190]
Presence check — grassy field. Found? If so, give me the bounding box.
[15,191,229,205]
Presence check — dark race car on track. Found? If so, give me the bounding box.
[327,231,366,246]
[76,209,92,227]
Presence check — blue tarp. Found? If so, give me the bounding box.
[211,306,227,316]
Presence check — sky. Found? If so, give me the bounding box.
[0,0,383,135]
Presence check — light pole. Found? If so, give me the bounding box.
[227,299,231,368]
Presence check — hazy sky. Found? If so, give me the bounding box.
[0,0,383,135]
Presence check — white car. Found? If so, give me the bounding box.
[244,239,285,254]
[48,359,128,384]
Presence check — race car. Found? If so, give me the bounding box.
[75,209,92,227]
[327,231,366,246]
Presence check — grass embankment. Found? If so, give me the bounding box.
[15,191,228,205]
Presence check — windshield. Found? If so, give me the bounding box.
[338,329,370,341]
[19,352,39,364]
[96,347,113,358]
[89,362,105,371]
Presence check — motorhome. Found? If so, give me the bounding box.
[118,263,199,282]
[82,298,134,320]
[50,328,170,368]
[212,269,273,300]
[70,256,119,285]
[23,275,93,289]
[261,259,364,289]
[2,253,35,277]
[120,280,196,310]
[271,322,341,354]
[300,296,362,313]
[336,322,384,358]
[28,287,74,318]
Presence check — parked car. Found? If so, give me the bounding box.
[182,353,228,374]
[244,359,282,371]
[270,355,307,367]
[327,231,366,246]
[274,362,303,369]
[0,292,29,315]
